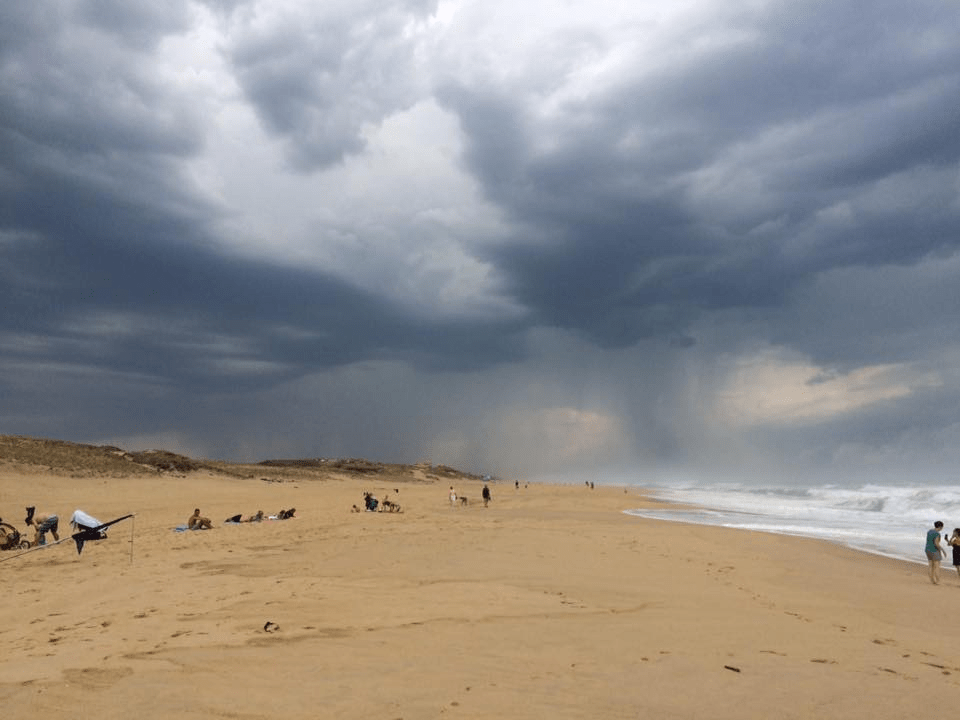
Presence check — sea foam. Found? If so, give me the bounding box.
[624,482,960,564]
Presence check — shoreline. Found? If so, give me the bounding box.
[2,467,957,718]
[621,483,938,567]
[621,505,931,566]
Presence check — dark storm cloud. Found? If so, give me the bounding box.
[0,0,520,401]
[0,2,201,159]
[2,0,959,473]
[765,257,960,370]
[437,0,960,358]
[1,174,524,393]
[74,0,193,48]
[224,0,438,171]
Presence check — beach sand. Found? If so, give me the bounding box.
[1,451,958,718]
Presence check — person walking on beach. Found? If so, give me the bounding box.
[482,484,491,508]
[25,506,59,546]
[949,528,960,580]
[449,486,457,508]
[925,521,946,584]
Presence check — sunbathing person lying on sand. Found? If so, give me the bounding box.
[225,511,265,523]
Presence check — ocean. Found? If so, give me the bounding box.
[623,482,960,564]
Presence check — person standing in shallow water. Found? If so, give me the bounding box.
[925,521,946,584]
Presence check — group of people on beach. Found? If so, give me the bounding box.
[349,490,403,513]
[5,507,106,548]
[187,507,295,530]
[925,521,960,585]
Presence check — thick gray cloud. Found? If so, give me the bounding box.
[436,0,960,356]
[225,0,438,170]
[1,0,959,482]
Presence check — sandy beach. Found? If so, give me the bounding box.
[1,439,958,718]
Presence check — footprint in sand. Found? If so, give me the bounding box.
[62,666,133,690]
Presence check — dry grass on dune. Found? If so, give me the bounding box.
[0,433,487,483]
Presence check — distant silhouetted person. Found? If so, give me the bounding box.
[482,484,491,507]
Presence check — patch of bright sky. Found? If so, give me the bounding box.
[717,347,942,426]
[192,94,520,319]
[168,2,512,316]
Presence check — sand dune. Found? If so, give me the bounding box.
[1,438,957,718]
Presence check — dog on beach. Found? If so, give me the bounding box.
[381,499,402,513]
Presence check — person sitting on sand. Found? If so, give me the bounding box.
[188,508,213,530]
[277,508,296,520]
[363,493,379,512]
[25,506,59,546]
[925,521,945,584]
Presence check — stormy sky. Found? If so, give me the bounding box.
[2,0,959,484]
